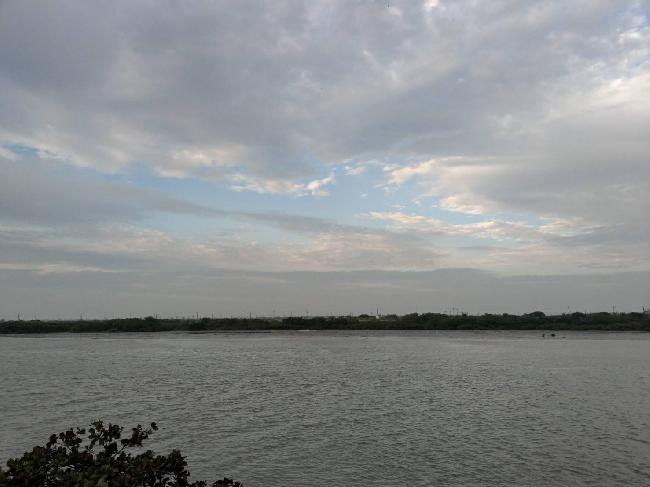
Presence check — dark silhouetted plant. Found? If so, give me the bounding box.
[0,421,242,487]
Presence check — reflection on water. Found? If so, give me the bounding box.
[1,331,649,486]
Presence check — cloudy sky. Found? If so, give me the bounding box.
[1,0,649,318]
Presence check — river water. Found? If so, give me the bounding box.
[1,331,649,486]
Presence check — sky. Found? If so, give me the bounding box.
[1,0,649,318]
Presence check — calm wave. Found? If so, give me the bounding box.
[1,331,649,486]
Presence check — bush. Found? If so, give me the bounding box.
[0,421,242,487]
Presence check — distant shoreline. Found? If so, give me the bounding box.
[2,311,649,333]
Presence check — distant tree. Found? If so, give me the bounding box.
[0,421,242,487]
[525,311,546,319]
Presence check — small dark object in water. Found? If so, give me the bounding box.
[550,333,556,337]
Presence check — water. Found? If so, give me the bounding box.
[1,331,649,486]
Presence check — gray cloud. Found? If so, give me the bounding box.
[2,1,646,179]
[0,156,444,274]
[0,0,648,315]
[2,0,647,249]
[0,157,215,225]
[1,267,648,319]
[0,155,423,241]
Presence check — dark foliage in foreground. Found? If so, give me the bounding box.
[1,310,650,333]
[0,421,241,487]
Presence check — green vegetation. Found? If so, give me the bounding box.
[1,311,649,333]
[0,421,241,487]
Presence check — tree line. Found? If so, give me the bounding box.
[1,311,650,333]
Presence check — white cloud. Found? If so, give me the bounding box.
[230,173,335,196]
[423,0,440,12]
[366,211,539,242]
[368,211,443,228]
[344,165,367,176]
[384,159,438,186]
[438,195,488,215]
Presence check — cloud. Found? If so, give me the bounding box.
[0,155,445,274]
[2,266,649,319]
[384,159,439,186]
[367,211,548,245]
[230,173,336,196]
[0,0,649,315]
[0,155,339,228]
[0,156,217,225]
[368,211,440,226]
[437,195,487,215]
[0,220,443,276]
[344,165,368,176]
[2,149,645,281]
[2,1,646,189]
[364,209,650,274]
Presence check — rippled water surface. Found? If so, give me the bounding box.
[1,331,650,486]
